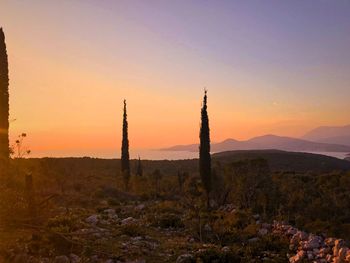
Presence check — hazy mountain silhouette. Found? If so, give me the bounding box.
[162,134,350,153]
[302,125,350,146]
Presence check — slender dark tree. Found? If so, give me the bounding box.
[136,156,143,177]
[199,90,211,208]
[0,28,9,164]
[177,171,188,193]
[121,99,130,190]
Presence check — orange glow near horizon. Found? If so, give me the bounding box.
[2,1,350,158]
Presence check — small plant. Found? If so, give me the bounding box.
[151,169,163,197]
[136,156,143,177]
[178,171,189,193]
[46,215,80,254]
[10,133,31,159]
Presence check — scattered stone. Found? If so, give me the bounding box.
[176,253,194,263]
[204,223,212,232]
[135,204,145,211]
[333,239,345,256]
[104,208,115,214]
[325,237,336,247]
[69,253,81,263]
[221,246,230,253]
[289,250,305,263]
[258,228,268,236]
[131,236,143,241]
[121,217,137,225]
[248,237,259,243]
[86,214,99,225]
[301,235,322,250]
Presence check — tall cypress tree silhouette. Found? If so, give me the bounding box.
[121,99,130,190]
[0,28,9,164]
[199,90,211,208]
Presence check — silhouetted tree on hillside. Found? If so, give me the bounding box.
[0,28,9,166]
[177,171,189,193]
[121,100,130,190]
[25,173,37,222]
[199,90,212,208]
[136,156,143,177]
[151,169,162,197]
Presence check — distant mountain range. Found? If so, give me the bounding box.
[161,134,350,153]
[302,125,350,146]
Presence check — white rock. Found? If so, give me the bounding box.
[135,204,145,211]
[258,228,268,236]
[248,237,259,243]
[121,217,136,225]
[104,208,116,215]
[85,214,99,225]
[221,246,230,253]
[286,227,297,236]
[302,235,322,250]
[69,253,81,263]
[176,254,194,263]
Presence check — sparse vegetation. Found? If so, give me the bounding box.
[199,90,212,208]
[121,99,130,191]
[1,154,349,262]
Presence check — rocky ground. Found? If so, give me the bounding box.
[1,199,350,263]
[273,222,350,263]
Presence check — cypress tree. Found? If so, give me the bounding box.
[136,156,143,177]
[199,90,211,208]
[0,28,9,163]
[121,99,130,190]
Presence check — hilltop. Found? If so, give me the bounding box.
[22,150,350,176]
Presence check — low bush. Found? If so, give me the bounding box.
[156,213,184,229]
[120,223,144,237]
[196,248,241,263]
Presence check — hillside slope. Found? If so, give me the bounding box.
[162,134,350,153]
[25,150,350,176]
[212,150,350,173]
[303,125,350,146]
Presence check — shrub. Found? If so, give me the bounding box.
[196,248,241,263]
[47,214,79,232]
[120,223,144,237]
[156,213,184,229]
[243,235,289,261]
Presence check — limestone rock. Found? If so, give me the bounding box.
[85,214,99,225]
[176,254,194,263]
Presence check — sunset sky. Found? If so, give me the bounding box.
[1,0,350,158]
